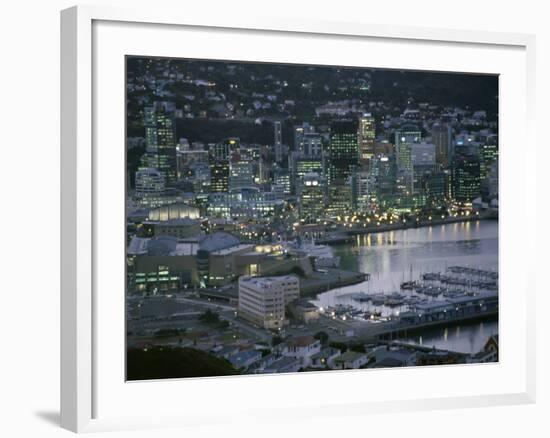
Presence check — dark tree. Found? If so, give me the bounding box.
[314,331,329,345]
[127,347,239,380]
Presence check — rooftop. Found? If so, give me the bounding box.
[211,243,254,256]
[199,231,241,252]
[154,218,199,226]
[145,236,178,256]
[334,351,368,362]
[287,336,318,348]
[127,237,150,255]
[265,356,301,370]
[239,275,299,287]
[227,350,262,367]
[172,242,198,256]
[311,347,341,360]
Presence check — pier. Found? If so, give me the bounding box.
[345,292,498,341]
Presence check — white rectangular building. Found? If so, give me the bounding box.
[238,275,300,329]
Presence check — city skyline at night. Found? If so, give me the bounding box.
[126,56,498,380]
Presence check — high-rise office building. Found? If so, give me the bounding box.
[411,142,436,166]
[452,153,481,203]
[358,113,376,164]
[479,142,498,179]
[327,178,353,217]
[373,141,395,156]
[229,153,254,191]
[210,160,229,193]
[420,169,447,202]
[396,142,412,172]
[302,133,323,157]
[274,168,291,196]
[488,162,499,198]
[328,120,359,183]
[395,125,421,165]
[274,121,283,163]
[294,156,324,190]
[431,123,452,167]
[238,275,300,329]
[299,173,325,221]
[134,168,166,207]
[394,169,414,197]
[294,122,314,153]
[144,106,177,185]
[353,170,375,213]
[395,125,421,147]
[211,138,240,162]
[370,154,397,204]
[189,162,211,195]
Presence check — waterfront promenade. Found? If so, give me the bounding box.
[316,215,493,245]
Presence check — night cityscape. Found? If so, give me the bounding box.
[125,56,499,380]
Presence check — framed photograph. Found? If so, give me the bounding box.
[61,5,536,433]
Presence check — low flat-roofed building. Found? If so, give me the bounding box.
[127,231,314,292]
[288,299,320,324]
[127,235,199,293]
[150,218,201,239]
[197,232,255,286]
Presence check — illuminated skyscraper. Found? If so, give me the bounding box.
[294,122,314,153]
[302,133,322,157]
[452,153,481,203]
[411,142,436,166]
[210,160,229,193]
[327,178,353,217]
[395,125,421,169]
[396,142,412,172]
[274,168,291,196]
[299,172,325,221]
[134,168,166,207]
[420,169,447,202]
[274,121,283,163]
[144,106,177,185]
[358,113,376,164]
[295,156,324,189]
[431,123,452,167]
[479,141,498,179]
[374,154,397,200]
[229,152,254,191]
[328,120,359,183]
[353,170,375,213]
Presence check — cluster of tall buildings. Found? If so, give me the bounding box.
[132,101,498,223]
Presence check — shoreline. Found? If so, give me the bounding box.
[316,216,497,245]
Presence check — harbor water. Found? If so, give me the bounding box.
[314,220,498,354]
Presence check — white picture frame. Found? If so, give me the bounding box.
[60,4,536,433]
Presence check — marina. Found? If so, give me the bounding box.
[312,220,499,353]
